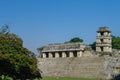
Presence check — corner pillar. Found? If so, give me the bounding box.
[42,53,46,58]
[77,51,82,57]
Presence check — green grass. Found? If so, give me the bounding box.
[41,77,99,80]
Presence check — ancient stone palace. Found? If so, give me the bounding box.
[38,27,112,58]
[38,42,92,58]
[37,27,120,79]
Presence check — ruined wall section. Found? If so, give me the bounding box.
[38,57,106,79]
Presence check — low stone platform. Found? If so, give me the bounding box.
[38,57,106,79]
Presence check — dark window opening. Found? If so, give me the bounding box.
[101,32,104,36]
[59,52,62,57]
[41,54,43,58]
[46,53,49,58]
[100,39,104,43]
[66,52,69,57]
[52,52,55,58]
[73,51,77,57]
[101,47,103,52]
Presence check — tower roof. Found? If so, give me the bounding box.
[97,27,111,32]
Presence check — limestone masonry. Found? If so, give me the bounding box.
[37,27,120,79]
[96,27,112,52]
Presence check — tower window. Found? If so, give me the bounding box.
[101,32,104,36]
[100,39,104,43]
[100,47,103,52]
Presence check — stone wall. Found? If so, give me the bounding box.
[38,57,106,79]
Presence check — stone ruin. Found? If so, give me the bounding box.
[37,27,120,79]
[38,42,92,58]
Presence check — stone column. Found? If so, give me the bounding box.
[55,52,59,58]
[49,52,53,58]
[77,51,82,57]
[69,51,74,57]
[62,52,66,58]
[42,53,46,58]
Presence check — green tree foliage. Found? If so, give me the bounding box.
[65,37,83,43]
[0,24,10,34]
[0,26,41,79]
[0,75,13,80]
[112,35,120,49]
[70,37,83,43]
[90,42,96,50]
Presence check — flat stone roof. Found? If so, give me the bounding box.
[40,42,86,52]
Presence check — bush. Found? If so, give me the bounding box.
[0,75,13,80]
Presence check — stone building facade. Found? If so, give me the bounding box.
[38,42,92,58]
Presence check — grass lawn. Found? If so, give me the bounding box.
[41,77,99,80]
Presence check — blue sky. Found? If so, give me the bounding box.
[0,0,120,55]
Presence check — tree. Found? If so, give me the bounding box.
[0,26,41,79]
[65,37,83,43]
[0,24,10,34]
[112,35,120,49]
[90,42,96,50]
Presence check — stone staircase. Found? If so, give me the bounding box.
[38,57,105,78]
